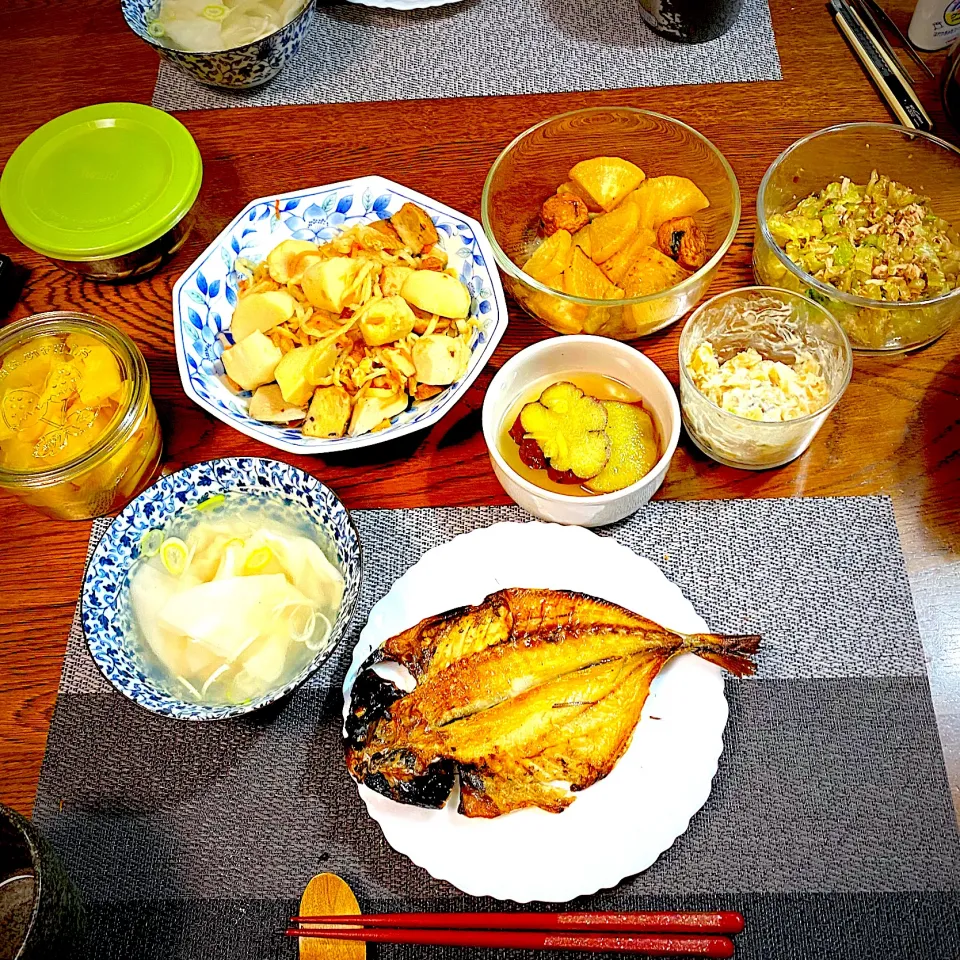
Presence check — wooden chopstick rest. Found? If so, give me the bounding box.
[298,874,364,960]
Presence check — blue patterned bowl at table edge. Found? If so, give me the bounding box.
[81,458,362,721]
[120,0,317,90]
[172,175,509,454]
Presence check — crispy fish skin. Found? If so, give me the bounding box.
[345,588,759,817]
[368,588,674,679]
[368,589,701,730]
[457,655,667,818]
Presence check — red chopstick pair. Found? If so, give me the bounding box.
[287,910,745,958]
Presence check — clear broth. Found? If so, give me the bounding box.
[127,490,344,706]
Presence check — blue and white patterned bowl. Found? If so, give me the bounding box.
[120,0,316,90]
[81,457,362,721]
[172,175,509,454]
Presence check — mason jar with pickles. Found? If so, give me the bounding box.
[0,312,162,520]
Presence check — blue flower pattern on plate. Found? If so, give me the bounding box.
[81,458,362,721]
[172,176,509,454]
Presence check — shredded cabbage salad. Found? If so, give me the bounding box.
[768,171,960,303]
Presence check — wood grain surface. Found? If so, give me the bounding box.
[1,0,958,820]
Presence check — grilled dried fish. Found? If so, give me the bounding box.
[345,588,759,818]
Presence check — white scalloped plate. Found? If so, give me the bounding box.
[342,522,728,902]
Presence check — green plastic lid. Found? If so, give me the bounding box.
[0,102,202,261]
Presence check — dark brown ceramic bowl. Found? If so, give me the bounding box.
[0,805,84,959]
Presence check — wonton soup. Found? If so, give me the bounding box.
[128,491,344,706]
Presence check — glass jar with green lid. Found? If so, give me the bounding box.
[0,103,202,282]
[0,312,162,520]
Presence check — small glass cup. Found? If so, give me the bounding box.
[678,287,852,470]
[0,312,163,520]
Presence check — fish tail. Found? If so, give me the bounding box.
[686,633,761,677]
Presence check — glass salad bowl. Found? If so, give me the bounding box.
[481,107,741,341]
[753,123,960,353]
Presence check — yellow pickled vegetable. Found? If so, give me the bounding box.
[0,328,161,520]
[0,339,124,471]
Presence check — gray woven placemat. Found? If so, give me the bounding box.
[34,498,960,959]
[152,0,781,110]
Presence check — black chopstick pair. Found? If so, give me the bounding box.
[829,0,934,131]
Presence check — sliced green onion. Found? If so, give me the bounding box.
[160,538,190,577]
[139,529,164,557]
[176,675,203,701]
[201,4,229,21]
[195,494,226,512]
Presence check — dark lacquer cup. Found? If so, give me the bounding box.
[0,805,84,960]
[638,0,744,42]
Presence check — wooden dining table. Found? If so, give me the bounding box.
[0,0,958,822]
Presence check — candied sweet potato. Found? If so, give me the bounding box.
[519,381,610,479]
[569,157,645,212]
[541,194,590,236]
[585,401,658,493]
[657,217,707,270]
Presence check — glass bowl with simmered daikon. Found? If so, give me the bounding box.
[481,107,740,340]
[81,457,361,721]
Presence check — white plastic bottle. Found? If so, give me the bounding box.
[908,0,960,51]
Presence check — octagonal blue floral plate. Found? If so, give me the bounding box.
[173,176,509,454]
[81,457,362,721]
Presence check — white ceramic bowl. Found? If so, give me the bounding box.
[482,336,680,527]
